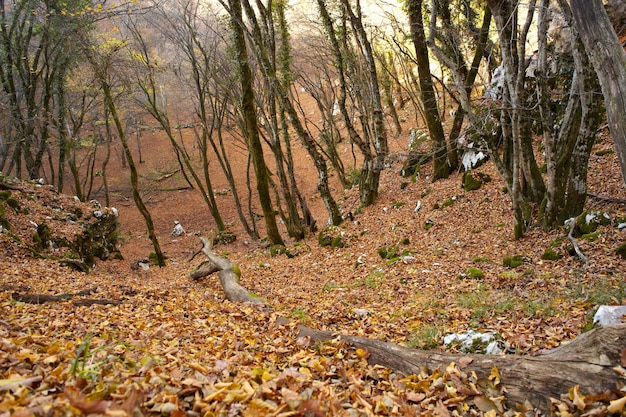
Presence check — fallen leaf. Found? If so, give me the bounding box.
[459,356,473,368]
[607,395,626,413]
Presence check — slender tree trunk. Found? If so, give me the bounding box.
[102,82,165,267]
[227,0,284,246]
[406,0,451,181]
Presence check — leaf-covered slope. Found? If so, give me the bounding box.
[1,144,626,415]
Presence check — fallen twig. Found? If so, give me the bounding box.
[566,217,589,265]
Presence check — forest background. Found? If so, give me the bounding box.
[1,0,626,415]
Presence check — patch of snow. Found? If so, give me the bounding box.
[93,210,103,218]
[461,150,486,171]
[414,200,422,212]
[444,330,503,354]
[585,213,597,224]
[593,305,626,326]
[617,222,626,230]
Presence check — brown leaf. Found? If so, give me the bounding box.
[433,401,451,417]
[65,386,114,415]
[458,356,473,369]
[406,392,426,403]
[474,396,497,413]
[298,399,325,417]
[620,348,626,367]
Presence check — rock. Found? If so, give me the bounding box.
[593,305,626,326]
[171,221,185,237]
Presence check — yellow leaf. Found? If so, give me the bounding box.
[568,385,586,411]
[355,347,369,358]
[488,366,500,385]
[189,362,209,374]
[607,395,626,413]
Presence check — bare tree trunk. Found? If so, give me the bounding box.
[570,0,626,188]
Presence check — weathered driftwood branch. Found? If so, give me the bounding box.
[298,324,626,413]
[567,217,589,265]
[194,237,263,304]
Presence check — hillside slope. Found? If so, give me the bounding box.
[1,131,626,415]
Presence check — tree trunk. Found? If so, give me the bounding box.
[406,0,451,181]
[570,0,626,188]
[299,324,626,414]
[227,0,284,246]
[101,82,166,267]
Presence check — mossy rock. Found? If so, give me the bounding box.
[318,226,345,248]
[424,219,435,230]
[331,235,345,248]
[318,232,332,247]
[581,231,601,241]
[0,201,10,231]
[472,255,489,263]
[442,196,456,208]
[400,152,432,177]
[269,244,293,257]
[213,230,237,246]
[541,247,562,261]
[465,267,485,279]
[595,148,614,156]
[4,196,20,212]
[33,222,53,250]
[462,171,482,192]
[575,210,611,236]
[616,242,626,259]
[503,254,524,268]
[74,208,121,264]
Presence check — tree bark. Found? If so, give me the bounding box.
[406,0,451,181]
[570,0,626,187]
[227,0,284,246]
[299,324,626,414]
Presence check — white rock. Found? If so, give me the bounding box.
[171,221,185,237]
[593,305,626,326]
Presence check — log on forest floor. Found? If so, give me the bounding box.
[11,290,121,306]
[193,237,264,304]
[298,324,626,413]
[191,236,625,412]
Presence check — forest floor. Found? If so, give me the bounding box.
[2,109,626,415]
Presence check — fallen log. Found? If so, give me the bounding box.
[298,324,626,413]
[192,238,624,412]
[10,288,120,306]
[193,237,263,304]
[11,288,96,304]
